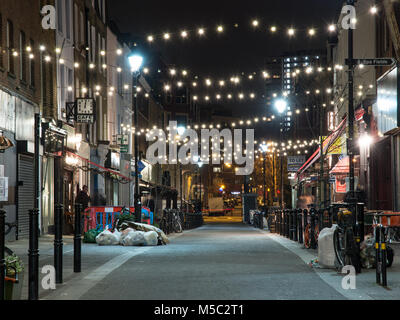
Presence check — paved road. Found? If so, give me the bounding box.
[72,220,345,300]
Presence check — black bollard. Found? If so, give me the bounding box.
[74,203,82,273]
[298,209,303,244]
[293,210,298,242]
[375,225,381,284]
[289,210,293,240]
[54,204,63,284]
[28,208,39,300]
[0,209,5,300]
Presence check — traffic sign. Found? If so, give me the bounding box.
[345,58,396,66]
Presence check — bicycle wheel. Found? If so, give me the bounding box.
[333,226,346,268]
[175,219,183,233]
[346,229,362,273]
[386,246,394,268]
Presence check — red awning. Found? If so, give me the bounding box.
[66,151,132,182]
[330,156,349,174]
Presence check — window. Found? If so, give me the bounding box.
[0,13,3,69]
[67,68,73,101]
[29,39,35,86]
[7,20,14,74]
[57,0,63,34]
[65,0,71,40]
[19,31,26,82]
[80,11,84,46]
[74,4,79,45]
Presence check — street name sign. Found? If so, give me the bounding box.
[345,58,396,66]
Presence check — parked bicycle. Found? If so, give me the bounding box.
[171,210,183,233]
[333,208,362,273]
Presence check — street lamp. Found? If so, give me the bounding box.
[274,98,288,208]
[128,53,144,222]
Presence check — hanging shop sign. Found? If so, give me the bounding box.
[105,151,121,171]
[287,156,306,172]
[116,134,129,153]
[66,99,96,123]
[41,122,67,156]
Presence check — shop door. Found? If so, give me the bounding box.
[370,137,393,210]
[63,170,74,214]
[17,154,34,238]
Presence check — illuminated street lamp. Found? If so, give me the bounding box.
[128,53,144,222]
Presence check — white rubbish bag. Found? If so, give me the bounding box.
[120,230,146,246]
[317,224,337,268]
[143,231,158,246]
[96,228,121,246]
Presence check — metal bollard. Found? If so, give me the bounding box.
[303,209,308,240]
[74,203,82,273]
[288,210,294,240]
[298,209,303,244]
[28,208,39,300]
[286,210,290,238]
[310,208,316,249]
[293,210,298,242]
[54,204,63,284]
[375,225,381,285]
[0,209,5,301]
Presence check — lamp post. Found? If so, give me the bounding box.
[198,160,203,213]
[260,143,269,212]
[177,126,185,210]
[275,98,287,208]
[128,54,144,223]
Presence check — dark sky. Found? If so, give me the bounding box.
[108,0,343,137]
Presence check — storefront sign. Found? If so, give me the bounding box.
[335,177,347,193]
[287,156,306,172]
[327,136,345,155]
[0,177,8,202]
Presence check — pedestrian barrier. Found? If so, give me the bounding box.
[83,206,153,233]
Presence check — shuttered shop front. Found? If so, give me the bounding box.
[17,154,34,238]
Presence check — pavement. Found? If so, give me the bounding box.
[4,208,400,300]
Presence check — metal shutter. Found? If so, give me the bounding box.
[17,154,34,238]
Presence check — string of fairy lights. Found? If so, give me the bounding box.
[141,4,379,44]
[3,4,381,162]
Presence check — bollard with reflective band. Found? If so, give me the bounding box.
[28,208,39,300]
[74,203,82,273]
[375,226,381,284]
[381,238,387,287]
[0,209,5,300]
[54,204,63,284]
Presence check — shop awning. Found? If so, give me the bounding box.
[330,156,349,174]
[66,151,132,182]
[295,117,347,179]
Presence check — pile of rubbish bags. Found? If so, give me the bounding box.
[94,222,169,247]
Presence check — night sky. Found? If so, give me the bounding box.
[108,0,344,136]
